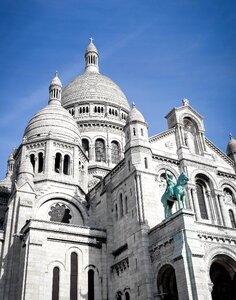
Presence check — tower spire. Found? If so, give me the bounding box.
[84,38,99,73]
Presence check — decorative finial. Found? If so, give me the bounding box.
[132,102,136,108]
[229,133,233,140]
[89,37,94,44]
[55,70,59,77]
[182,98,189,106]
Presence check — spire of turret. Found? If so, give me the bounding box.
[84,37,99,73]
[6,152,14,177]
[49,71,62,105]
[17,155,34,186]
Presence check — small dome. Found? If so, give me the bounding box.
[226,133,236,156]
[126,103,145,123]
[24,103,81,143]
[50,71,62,87]
[85,38,98,54]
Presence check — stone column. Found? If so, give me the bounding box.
[212,192,223,225]
[206,190,216,224]
[134,174,145,224]
[90,143,95,162]
[218,194,231,227]
[191,187,201,221]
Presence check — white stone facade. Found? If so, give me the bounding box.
[0,39,236,300]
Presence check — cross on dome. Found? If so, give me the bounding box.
[89,37,94,44]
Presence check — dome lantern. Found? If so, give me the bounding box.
[49,71,62,105]
[84,37,99,73]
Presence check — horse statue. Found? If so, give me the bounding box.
[161,171,189,218]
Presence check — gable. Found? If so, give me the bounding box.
[205,138,235,171]
[149,129,178,157]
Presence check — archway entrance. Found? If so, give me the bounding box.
[210,255,236,300]
[157,265,179,300]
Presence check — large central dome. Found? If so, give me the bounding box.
[60,39,131,185]
[62,72,130,110]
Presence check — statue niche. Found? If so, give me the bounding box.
[183,117,199,154]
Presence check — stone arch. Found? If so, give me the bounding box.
[155,164,179,179]
[46,260,66,273]
[219,179,236,193]
[94,137,106,162]
[110,140,121,164]
[84,264,100,276]
[190,169,218,189]
[153,261,176,295]
[116,187,125,219]
[65,246,84,275]
[36,192,89,226]
[208,252,236,300]
[156,263,179,300]
[194,173,216,220]
[115,290,123,300]
[82,136,91,157]
[205,246,236,277]
[180,112,202,130]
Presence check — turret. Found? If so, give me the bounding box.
[124,103,152,171]
[49,71,62,105]
[84,37,99,73]
[124,103,149,151]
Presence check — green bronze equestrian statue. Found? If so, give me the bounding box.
[161,170,189,218]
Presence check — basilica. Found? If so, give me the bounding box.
[0,39,236,300]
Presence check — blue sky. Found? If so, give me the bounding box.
[0,0,236,179]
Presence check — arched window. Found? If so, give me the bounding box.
[55,153,62,173]
[196,180,208,219]
[141,128,144,136]
[115,204,118,221]
[119,194,123,218]
[111,141,120,164]
[70,252,78,300]
[82,139,90,157]
[30,154,35,172]
[229,210,236,228]
[125,196,128,214]
[125,292,130,300]
[88,269,94,300]
[52,267,60,300]
[223,187,235,204]
[116,292,122,300]
[144,157,148,169]
[95,139,106,162]
[38,152,44,173]
[133,127,136,136]
[63,155,70,175]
